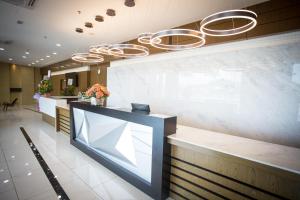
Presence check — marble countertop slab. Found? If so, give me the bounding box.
[168,125,300,175]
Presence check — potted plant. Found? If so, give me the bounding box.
[38,79,53,97]
[85,83,110,106]
[61,85,76,96]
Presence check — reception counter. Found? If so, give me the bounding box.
[39,96,78,126]
[69,101,177,200]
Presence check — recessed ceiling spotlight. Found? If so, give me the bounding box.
[36,60,39,63]
[85,22,93,28]
[46,55,50,58]
[32,62,35,64]
[0,48,4,51]
[40,58,44,61]
[75,28,83,33]
[56,43,61,47]
[106,9,116,16]
[17,20,24,24]
[124,0,135,7]
[52,52,57,55]
[95,15,104,22]
[22,56,27,59]
[25,51,30,54]
[9,58,13,61]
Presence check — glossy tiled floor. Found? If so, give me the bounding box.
[0,107,154,200]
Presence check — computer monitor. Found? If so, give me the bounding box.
[131,103,150,114]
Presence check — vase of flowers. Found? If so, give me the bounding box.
[85,83,109,106]
[38,79,53,97]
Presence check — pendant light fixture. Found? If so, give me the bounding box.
[71,53,104,63]
[138,33,161,45]
[150,29,206,50]
[108,44,149,58]
[200,9,257,36]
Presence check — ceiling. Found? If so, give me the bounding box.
[0,0,267,67]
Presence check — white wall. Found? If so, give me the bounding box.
[108,31,300,148]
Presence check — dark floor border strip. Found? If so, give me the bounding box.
[20,127,70,200]
[170,164,256,200]
[170,156,290,200]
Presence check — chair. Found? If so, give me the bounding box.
[2,98,18,111]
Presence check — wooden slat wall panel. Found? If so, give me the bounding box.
[169,146,300,200]
[56,107,70,135]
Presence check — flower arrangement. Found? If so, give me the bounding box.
[85,84,109,106]
[86,83,110,99]
[38,79,53,96]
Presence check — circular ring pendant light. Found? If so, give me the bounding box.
[200,9,257,36]
[138,33,162,45]
[71,53,104,63]
[89,44,124,55]
[108,44,149,58]
[150,29,206,50]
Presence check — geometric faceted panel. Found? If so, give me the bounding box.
[73,108,153,183]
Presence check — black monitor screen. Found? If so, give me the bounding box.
[131,103,150,113]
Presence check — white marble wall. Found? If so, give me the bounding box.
[108,31,300,148]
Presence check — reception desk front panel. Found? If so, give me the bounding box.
[73,108,153,183]
[70,102,177,200]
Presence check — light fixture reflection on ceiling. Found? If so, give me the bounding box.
[40,58,44,61]
[56,43,61,47]
[32,62,35,64]
[0,48,5,51]
[25,51,30,54]
[46,55,50,58]
[9,58,13,61]
[150,29,205,50]
[200,9,257,36]
[52,52,57,55]
[108,44,149,58]
[22,56,27,59]
[71,53,104,63]
[138,33,161,45]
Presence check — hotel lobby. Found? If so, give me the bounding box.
[0,0,300,200]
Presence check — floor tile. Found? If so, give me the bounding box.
[92,177,153,200]
[73,162,116,187]
[26,189,57,200]
[0,168,14,194]
[61,176,102,200]
[14,168,53,200]
[0,188,18,200]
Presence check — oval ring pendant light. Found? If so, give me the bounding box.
[150,29,205,50]
[138,33,162,45]
[200,9,257,36]
[108,44,149,58]
[89,44,124,55]
[71,53,104,63]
